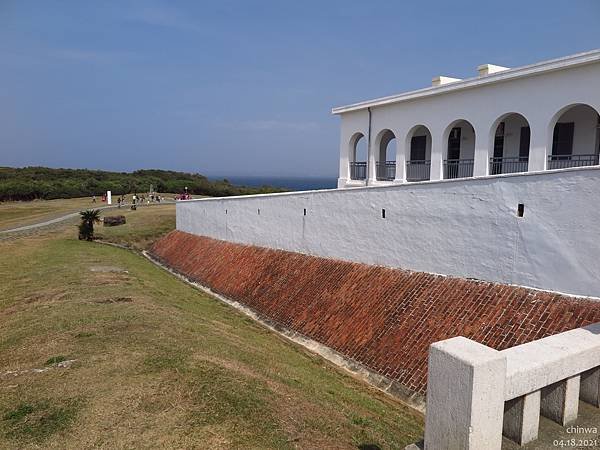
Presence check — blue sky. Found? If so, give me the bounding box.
[1,1,599,178]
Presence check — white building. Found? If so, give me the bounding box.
[334,50,600,188]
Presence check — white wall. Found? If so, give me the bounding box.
[178,167,600,298]
[337,60,600,186]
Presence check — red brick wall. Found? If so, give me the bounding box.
[150,230,600,395]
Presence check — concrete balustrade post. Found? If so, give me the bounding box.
[502,390,541,445]
[580,366,600,407]
[541,375,580,426]
[424,337,506,450]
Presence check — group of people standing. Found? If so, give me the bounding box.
[91,193,164,209]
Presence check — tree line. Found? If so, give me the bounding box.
[0,167,284,201]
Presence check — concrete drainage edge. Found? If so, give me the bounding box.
[141,249,427,415]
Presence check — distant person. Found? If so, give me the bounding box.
[92,195,96,203]
[117,197,122,208]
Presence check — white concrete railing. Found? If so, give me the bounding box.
[424,322,600,449]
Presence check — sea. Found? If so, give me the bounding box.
[210,176,338,191]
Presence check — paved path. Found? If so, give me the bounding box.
[0,202,174,235]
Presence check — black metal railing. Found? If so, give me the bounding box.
[547,154,599,170]
[349,161,367,180]
[406,160,431,181]
[444,159,474,179]
[376,161,396,181]
[489,156,529,175]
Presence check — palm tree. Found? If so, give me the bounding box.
[78,209,101,241]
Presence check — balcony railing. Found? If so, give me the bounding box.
[547,153,599,170]
[349,161,367,180]
[406,160,431,181]
[376,161,396,181]
[489,156,529,175]
[443,159,474,179]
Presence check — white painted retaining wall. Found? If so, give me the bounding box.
[177,166,600,298]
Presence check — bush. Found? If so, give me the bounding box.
[0,167,285,201]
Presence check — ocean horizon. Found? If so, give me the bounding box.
[209,175,338,191]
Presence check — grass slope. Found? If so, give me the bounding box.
[0,206,423,449]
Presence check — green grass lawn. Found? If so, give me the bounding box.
[0,204,423,449]
[0,197,99,231]
[0,194,177,232]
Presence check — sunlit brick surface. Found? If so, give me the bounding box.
[150,230,600,395]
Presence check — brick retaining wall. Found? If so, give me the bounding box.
[150,230,600,395]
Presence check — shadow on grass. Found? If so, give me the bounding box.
[2,399,81,443]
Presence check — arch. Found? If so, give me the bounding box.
[348,132,367,180]
[547,103,600,170]
[405,125,432,181]
[488,112,531,175]
[375,129,396,181]
[442,119,476,179]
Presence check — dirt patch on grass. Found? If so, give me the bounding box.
[89,265,128,274]
[93,297,134,304]
[88,271,131,286]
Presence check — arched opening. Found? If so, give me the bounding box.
[349,132,367,180]
[405,125,432,181]
[376,129,396,181]
[489,113,530,174]
[547,104,600,169]
[443,119,476,179]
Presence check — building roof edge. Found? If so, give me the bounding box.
[331,49,600,115]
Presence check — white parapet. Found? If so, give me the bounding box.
[502,322,600,400]
[422,322,600,448]
[424,337,506,450]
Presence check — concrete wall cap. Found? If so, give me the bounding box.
[431,337,503,365]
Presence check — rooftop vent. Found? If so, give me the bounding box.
[477,64,510,77]
[432,76,462,87]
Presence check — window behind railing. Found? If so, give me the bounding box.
[547,154,599,170]
[406,160,431,181]
[349,162,367,180]
[490,157,529,175]
[444,159,474,179]
[376,161,396,181]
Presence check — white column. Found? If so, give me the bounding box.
[503,391,540,445]
[473,123,489,177]
[541,375,580,426]
[337,133,350,188]
[429,132,444,181]
[394,135,406,183]
[528,119,548,172]
[580,366,600,407]
[424,337,506,450]
[367,135,377,184]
